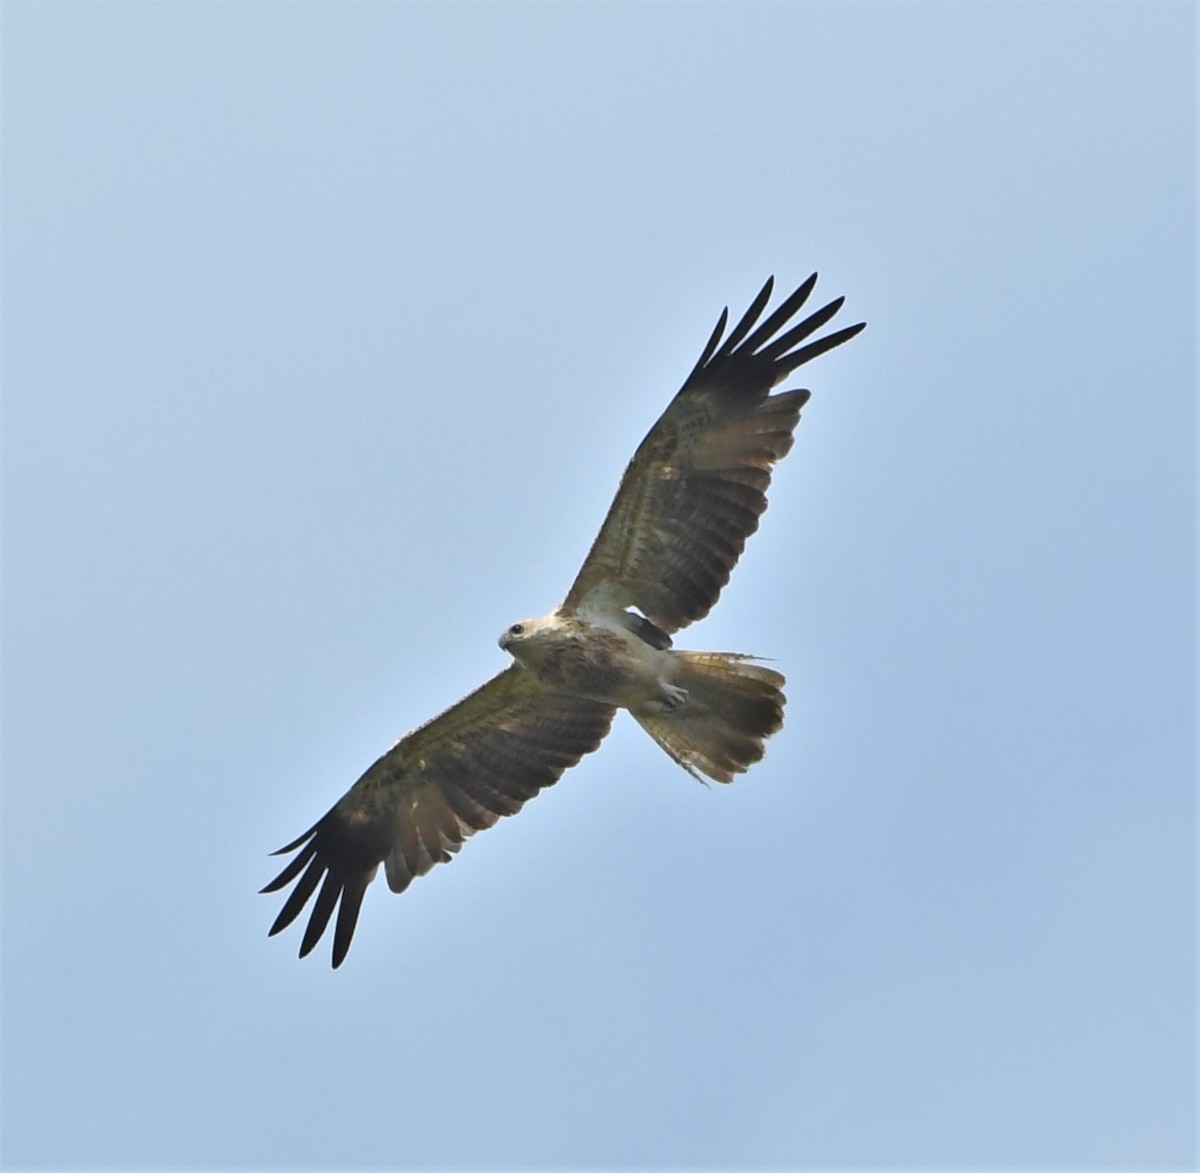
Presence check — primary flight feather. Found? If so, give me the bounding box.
[264,274,864,966]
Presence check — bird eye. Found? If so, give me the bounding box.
[509,623,524,636]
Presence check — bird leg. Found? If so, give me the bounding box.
[650,681,689,714]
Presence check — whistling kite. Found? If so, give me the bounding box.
[264,275,864,965]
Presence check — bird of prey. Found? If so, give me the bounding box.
[263,274,864,966]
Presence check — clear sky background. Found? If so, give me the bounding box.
[3,2,1194,1168]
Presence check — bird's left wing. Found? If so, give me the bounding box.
[262,665,615,966]
[563,274,864,634]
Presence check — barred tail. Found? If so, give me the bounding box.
[633,652,786,784]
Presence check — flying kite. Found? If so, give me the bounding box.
[264,274,864,966]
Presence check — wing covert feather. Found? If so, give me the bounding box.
[262,665,614,966]
[564,275,864,632]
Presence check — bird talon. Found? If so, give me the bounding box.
[658,683,689,712]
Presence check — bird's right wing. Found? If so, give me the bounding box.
[262,665,615,966]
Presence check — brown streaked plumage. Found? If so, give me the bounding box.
[265,274,864,966]
[263,666,614,967]
[564,273,863,632]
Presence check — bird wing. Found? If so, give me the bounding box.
[262,664,615,966]
[563,274,864,634]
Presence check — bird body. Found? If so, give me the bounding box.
[499,610,680,713]
[264,274,864,966]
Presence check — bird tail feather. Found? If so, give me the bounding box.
[633,652,786,784]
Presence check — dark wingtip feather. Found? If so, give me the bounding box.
[740,273,819,355]
[757,296,845,363]
[717,275,776,357]
[679,273,858,407]
[778,319,866,373]
[267,851,327,936]
[259,839,318,894]
[331,877,369,968]
[299,871,342,958]
[270,823,319,856]
[687,306,729,381]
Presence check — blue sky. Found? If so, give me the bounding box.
[3,1,1194,1168]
